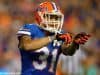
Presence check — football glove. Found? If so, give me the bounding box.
[56,33,72,44]
[74,32,91,44]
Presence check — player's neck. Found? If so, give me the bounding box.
[44,31,54,36]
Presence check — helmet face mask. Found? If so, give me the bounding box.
[40,12,64,33]
[35,1,64,33]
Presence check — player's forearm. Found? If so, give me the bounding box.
[23,36,55,51]
[61,42,79,56]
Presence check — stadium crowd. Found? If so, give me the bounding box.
[0,0,100,75]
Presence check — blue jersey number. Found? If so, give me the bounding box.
[32,47,58,72]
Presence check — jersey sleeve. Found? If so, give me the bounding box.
[17,24,32,37]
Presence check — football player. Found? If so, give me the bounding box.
[17,1,90,75]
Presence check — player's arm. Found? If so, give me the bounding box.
[18,35,55,51]
[61,41,79,56]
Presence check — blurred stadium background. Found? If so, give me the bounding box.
[0,0,100,75]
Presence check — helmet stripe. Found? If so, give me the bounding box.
[52,2,58,11]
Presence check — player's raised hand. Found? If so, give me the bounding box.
[56,33,72,44]
[74,32,91,45]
